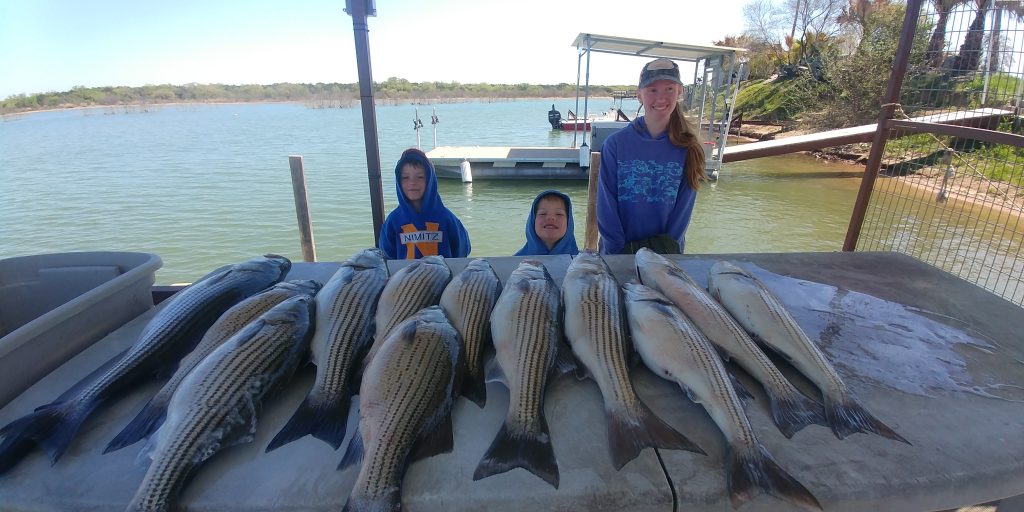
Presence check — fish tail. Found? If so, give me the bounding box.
[0,399,93,471]
[104,397,168,453]
[338,425,364,471]
[825,394,910,444]
[267,392,352,452]
[765,389,827,439]
[342,489,401,512]
[606,401,705,470]
[0,436,35,475]
[729,445,822,511]
[461,374,487,408]
[473,417,560,489]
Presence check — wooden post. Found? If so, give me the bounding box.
[288,155,317,262]
[585,152,601,251]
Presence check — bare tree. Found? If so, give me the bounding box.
[743,0,785,43]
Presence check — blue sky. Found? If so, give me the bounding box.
[0,0,749,98]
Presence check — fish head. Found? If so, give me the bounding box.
[260,254,293,275]
[262,295,314,326]
[622,281,666,303]
[346,248,388,270]
[568,250,610,274]
[709,260,750,278]
[275,279,322,295]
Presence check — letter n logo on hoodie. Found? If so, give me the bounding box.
[400,223,443,259]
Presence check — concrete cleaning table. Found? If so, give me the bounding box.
[0,252,1021,511]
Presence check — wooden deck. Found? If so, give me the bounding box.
[722,108,1011,163]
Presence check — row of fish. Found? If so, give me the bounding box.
[0,249,908,512]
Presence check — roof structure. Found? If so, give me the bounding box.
[571,33,746,62]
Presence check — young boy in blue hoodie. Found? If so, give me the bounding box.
[378,148,471,260]
[514,189,579,256]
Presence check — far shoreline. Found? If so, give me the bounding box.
[0,95,611,119]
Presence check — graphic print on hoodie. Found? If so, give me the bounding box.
[378,148,472,260]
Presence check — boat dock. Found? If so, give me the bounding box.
[426,146,587,180]
[723,107,1011,163]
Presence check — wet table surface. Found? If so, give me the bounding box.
[1,251,1022,511]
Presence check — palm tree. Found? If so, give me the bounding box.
[987,1,1024,72]
[950,0,989,73]
[927,0,969,68]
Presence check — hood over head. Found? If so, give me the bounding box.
[515,189,579,256]
[394,147,445,216]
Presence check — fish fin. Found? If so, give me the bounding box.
[473,416,560,489]
[342,489,401,512]
[484,356,507,386]
[729,445,822,512]
[267,391,352,452]
[825,394,910,444]
[104,397,168,453]
[0,435,35,475]
[765,389,827,439]
[550,342,578,380]
[728,372,754,401]
[410,410,454,462]
[337,425,364,471]
[606,401,705,470]
[0,399,94,468]
[461,374,487,408]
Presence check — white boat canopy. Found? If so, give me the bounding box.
[571,33,746,62]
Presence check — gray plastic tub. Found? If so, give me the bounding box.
[0,251,162,407]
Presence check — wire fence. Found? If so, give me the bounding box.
[855,0,1024,306]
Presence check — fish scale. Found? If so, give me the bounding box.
[127,295,315,512]
[635,249,827,438]
[370,256,451,363]
[562,251,703,470]
[0,255,291,475]
[106,279,320,453]
[440,259,501,407]
[474,260,568,488]
[623,283,821,511]
[268,249,390,452]
[708,261,909,444]
[343,306,461,512]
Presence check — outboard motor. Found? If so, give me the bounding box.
[548,104,562,130]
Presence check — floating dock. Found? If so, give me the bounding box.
[426,146,587,180]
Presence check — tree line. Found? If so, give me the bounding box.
[0,79,629,114]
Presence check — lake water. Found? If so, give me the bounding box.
[1,99,865,284]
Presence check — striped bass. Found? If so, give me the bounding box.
[125,293,316,512]
[624,283,822,511]
[708,261,909,444]
[365,255,451,366]
[439,258,501,408]
[267,248,389,451]
[339,306,463,512]
[106,279,322,453]
[561,250,703,470]
[474,259,575,488]
[634,248,825,438]
[0,254,291,474]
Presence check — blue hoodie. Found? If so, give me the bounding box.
[515,190,580,256]
[596,117,696,254]
[378,148,471,260]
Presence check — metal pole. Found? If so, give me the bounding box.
[288,156,317,262]
[573,46,583,149]
[582,36,592,146]
[843,0,924,252]
[345,0,386,244]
